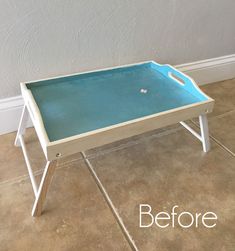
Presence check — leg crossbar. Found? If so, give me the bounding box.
[15,105,56,216]
[180,114,210,152]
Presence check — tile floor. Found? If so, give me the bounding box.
[0,79,235,250]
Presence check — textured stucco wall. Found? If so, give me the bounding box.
[0,0,235,98]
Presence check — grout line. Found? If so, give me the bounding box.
[190,119,235,157]
[57,157,83,167]
[0,158,84,187]
[0,169,44,187]
[191,110,235,125]
[207,135,235,157]
[81,151,139,251]
[86,125,183,160]
[206,109,235,121]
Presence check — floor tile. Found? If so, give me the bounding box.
[89,128,235,251]
[85,123,181,158]
[200,79,235,118]
[208,111,235,154]
[0,161,131,251]
[0,129,44,183]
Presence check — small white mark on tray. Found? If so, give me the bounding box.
[140,88,148,94]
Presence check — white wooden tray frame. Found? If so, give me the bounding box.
[15,61,214,216]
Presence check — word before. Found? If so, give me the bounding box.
[139,204,217,229]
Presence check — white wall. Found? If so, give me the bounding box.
[0,0,235,98]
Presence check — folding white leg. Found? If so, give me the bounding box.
[15,104,57,217]
[180,114,210,153]
[15,105,29,146]
[19,134,38,195]
[199,114,210,152]
[32,160,57,217]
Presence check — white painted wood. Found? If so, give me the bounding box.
[1,54,234,135]
[15,106,38,196]
[18,135,38,196]
[176,54,235,85]
[0,95,23,110]
[31,160,57,217]
[14,105,29,146]
[21,83,50,158]
[180,121,202,142]
[199,114,210,152]
[15,106,56,215]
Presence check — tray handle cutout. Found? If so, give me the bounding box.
[168,72,185,86]
[157,64,193,88]
[156,63,208,101]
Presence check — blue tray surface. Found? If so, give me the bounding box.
[27,63,205,141]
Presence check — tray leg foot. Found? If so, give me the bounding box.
[199,114,210,152]
[15,105,29,146]
[32,160,57,217]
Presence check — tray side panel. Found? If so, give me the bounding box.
[47,100,214,160]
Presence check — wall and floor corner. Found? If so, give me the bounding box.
[0,1,235,135]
